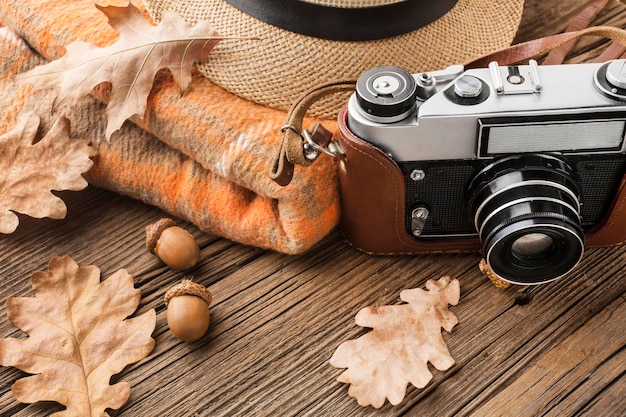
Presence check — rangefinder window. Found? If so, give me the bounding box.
[478,113,626,157]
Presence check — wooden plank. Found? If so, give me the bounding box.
[576,372,626,416]
[0,194,624,417]
[470,298,626,417]
[545,348,625,417]
[515,0,593,43]
[391,248,626,417]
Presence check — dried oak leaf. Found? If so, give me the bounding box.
[0,256,156,417]
[17,2,228,139]
[330,276,460,408]
[0,111,95,234]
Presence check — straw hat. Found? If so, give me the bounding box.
[144,0,525,117]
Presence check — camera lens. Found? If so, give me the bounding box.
[511,233,554,258]
[468,154,585,285]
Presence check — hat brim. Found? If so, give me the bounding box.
[144,0,524,117]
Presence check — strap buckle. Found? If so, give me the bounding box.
[303,128,343,161]
[271,80,357,186]
[280,123,343,162]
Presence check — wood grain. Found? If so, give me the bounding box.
[1,0,626,416]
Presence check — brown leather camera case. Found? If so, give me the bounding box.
[336,107,626,254]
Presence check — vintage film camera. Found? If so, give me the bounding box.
[336,59,626,285]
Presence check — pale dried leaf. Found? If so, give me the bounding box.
[17,2,228,139]
[330,276,460,408]
[0,111,95,234]
[0,256,156,417]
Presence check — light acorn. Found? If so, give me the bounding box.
[146,218,200,271]
[164,279,212,342]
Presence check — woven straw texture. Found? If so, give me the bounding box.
[0,0,339,255]
[144,0,524,117]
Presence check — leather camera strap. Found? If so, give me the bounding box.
[543,0,611,65]
[466,26,626,69]
[270,0,626,186]
[269,79,356,186]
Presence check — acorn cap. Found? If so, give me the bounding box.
[145,217,177,254]
[164,279,212,307]
[479,259,511,290]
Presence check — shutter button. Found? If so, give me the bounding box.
[454,75,483,98]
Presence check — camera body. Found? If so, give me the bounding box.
[337,60,626,284]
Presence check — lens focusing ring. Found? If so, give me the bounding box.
[485,220,584,285]
[468,153,585,285]
[475,183,580,235]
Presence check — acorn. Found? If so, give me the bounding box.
[146,218,200,271]
[164,279,212,342]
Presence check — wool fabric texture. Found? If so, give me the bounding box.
[0,0,338,254]
[0,0,523,254]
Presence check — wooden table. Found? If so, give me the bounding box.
[1,1,625,416]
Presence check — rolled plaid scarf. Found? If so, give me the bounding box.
[0,1,339,254]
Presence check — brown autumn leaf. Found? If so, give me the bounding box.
[16,2,229,139]
[0,111,95,234]
[330,276,460,408]
[0,256,156,417]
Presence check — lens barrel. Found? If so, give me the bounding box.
[468,154,585,284]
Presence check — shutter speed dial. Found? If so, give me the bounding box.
[606,60,626,89]
[355,66,417,123]
[372,74,402,95]
[593,59,626,101]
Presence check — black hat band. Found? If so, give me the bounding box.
[224,0,459,41]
